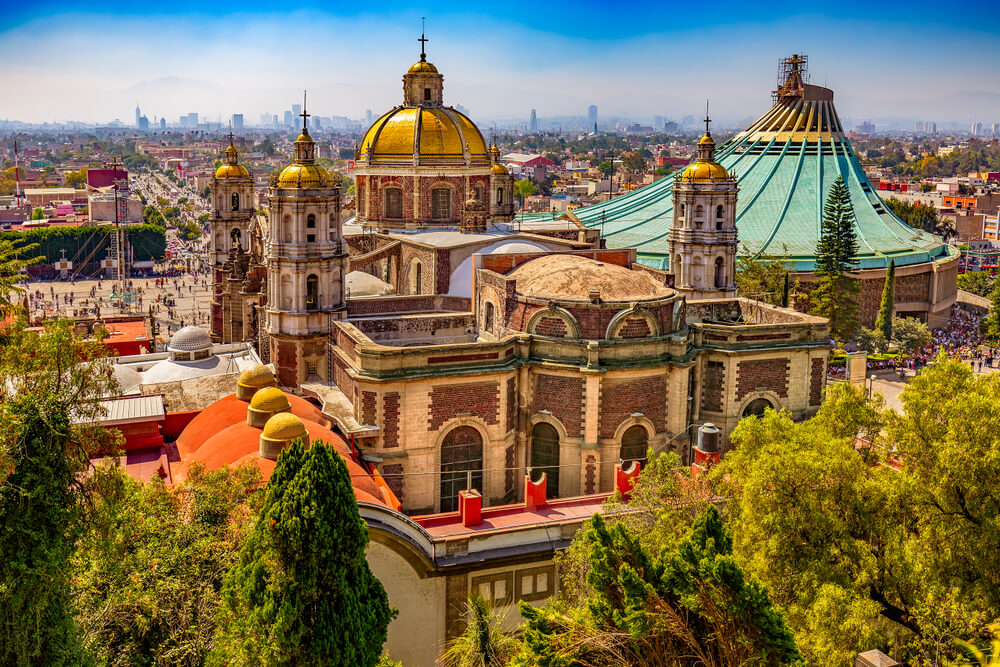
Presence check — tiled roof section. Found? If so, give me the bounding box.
[87,395,165,425]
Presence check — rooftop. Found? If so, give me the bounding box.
[507,254,673,302]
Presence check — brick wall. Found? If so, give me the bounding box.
[701,361,725,413]
[332,354,354,400]
[531,375,584,437]
[810,358,825,406]
[275,341,298,387]
[428,382,500,430]
[436,249,451,295]
[618,317,651,339]
[381,463,404,503]
[504,445,516,495]
[599,376,666,439]
[383,392,400,447]
[585,455,596,494]
[505,377,517,432]
[362,391,377,425]
[534,315,568,337]
[736,358,789,400]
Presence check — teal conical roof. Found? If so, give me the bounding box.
[542,73,954,272]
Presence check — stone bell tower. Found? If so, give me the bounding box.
[265,95,348,388]
[668,109,738,300]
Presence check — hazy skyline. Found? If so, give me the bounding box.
[2,1,999,128]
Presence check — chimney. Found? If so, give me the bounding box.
[524,471,547,510]
[614,461,641,500]
[589,288,601,304]
[458,489,482,527]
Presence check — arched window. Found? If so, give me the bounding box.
[530,423,560,499]
[716,205,724,230]
[715,257,725,288]
[231,192,239,211]
[307,214,316,228]
[384,187,403,219]
[431,188,451,220]
[620,425,649,466]
[742,397,774,419]
[474,184,484,202]
[305,274,319,311]
[484,301,495,333]
[410,259,422,295]
[497,187,503,205]
[440,426,483,512]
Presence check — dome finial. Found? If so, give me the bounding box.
[704,99,711,137]
[299,90,310,135]
[418,17,428,62]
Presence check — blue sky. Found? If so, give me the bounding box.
[1,1,999,126]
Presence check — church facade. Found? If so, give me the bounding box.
[210,50,832,517]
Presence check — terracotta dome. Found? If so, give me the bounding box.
[507,255,674,302]
[249,387,291,413]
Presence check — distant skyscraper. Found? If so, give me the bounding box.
[588,105,598,128]
[971,122,983,137]
[914,121,924,133]
[232,114,244,131]
[529,109,537,131]
[928,122,936,134]
[283,110,294,127]
[135,103,141,128]
[992,123,1000,137]
[653,115,664,129]
[160,117,166,130]
[365,109,373,125]
[260,112,272,127]
[186,112,199,129]
[291,104,302,128]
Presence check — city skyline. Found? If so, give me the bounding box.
[2,2,999,127]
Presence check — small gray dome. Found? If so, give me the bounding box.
[167,326,212,353]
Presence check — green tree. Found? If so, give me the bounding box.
[0,319,120,665]
[721,367,1000,664]
[0,237,41,314]
[514,180,536,207]
[442,596,520,667]
[891,316,931,355]
[518,507,803,666]
[875,259,895,341]
[621,151,646,175]
[177,220,201,241]
[989,285,1000,342]
[199,185,211,199]
[857,326,889,354]
[31,206,45,220]
[596,159,616,178]
[73,463,262,666]
[811,176,861,340]
[213,441,394,666]
[736,245,795,306]
[958,270,995,299]
[62,168,88,189]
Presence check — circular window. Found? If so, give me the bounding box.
[742,397,773,419]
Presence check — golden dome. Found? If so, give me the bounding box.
[215,164,251,179]
[408,61,439,74]
[491,163,508,175]
[276,163,335,188]
[238,364,277,389]
[249,387,291,412]
[679,161,730,183]
[261,412,308,441]
[295,133,310,143]
[698,133,715,144]
[358,107,489,168]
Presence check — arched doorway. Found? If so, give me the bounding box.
[440,426,483,512]
[620,425,649,466]
[530,423,560,499]
[742,397,773,419]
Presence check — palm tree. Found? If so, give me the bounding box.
[441,596,520,667]
[0,238,40,316]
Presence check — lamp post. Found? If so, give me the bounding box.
[868,374,877,398]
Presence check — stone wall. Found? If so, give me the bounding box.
[428,382,500,430]
[599,376,666,438]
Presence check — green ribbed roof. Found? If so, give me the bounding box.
[534,85,953,272]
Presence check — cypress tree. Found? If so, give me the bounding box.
[811,175,861,340]
[875,259,895,342]
[213,441,395,666]
[781,271,790,308]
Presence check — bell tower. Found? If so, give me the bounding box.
[209,133,255,343]
[265,93,348,388]
[668,106,738,300]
